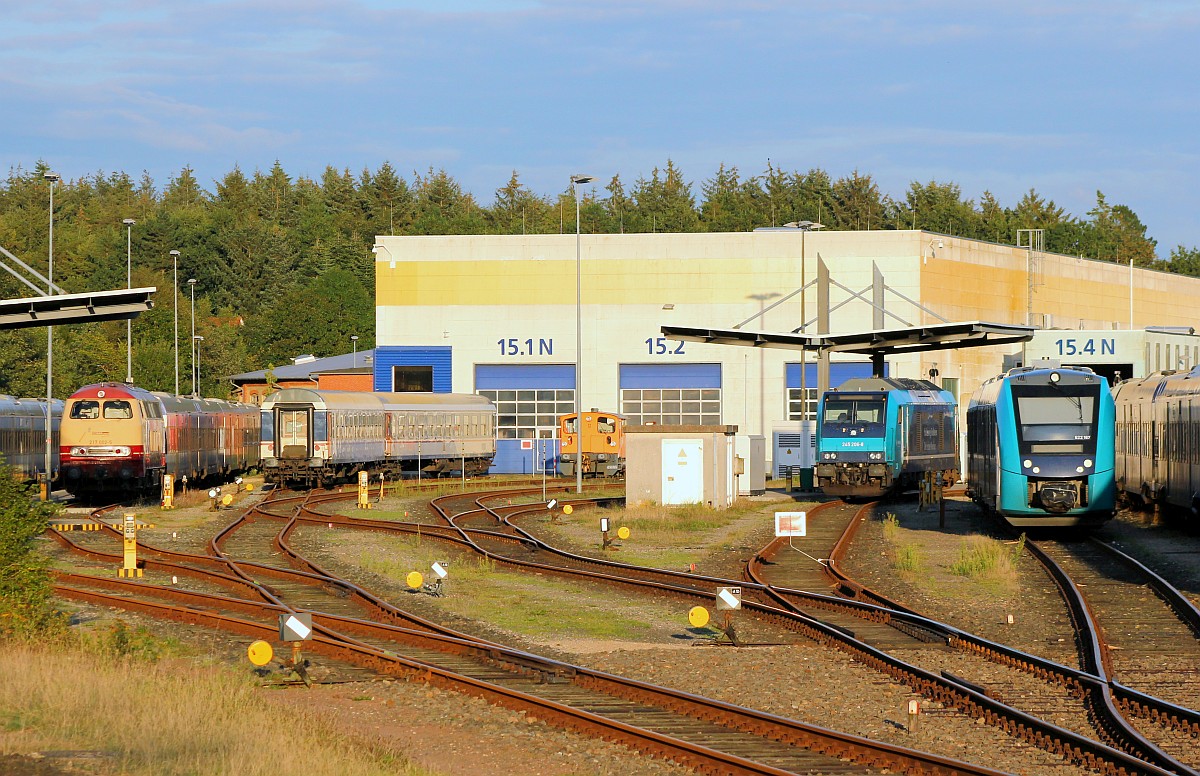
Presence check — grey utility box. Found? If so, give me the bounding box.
[734,434,766,495]
[625,425,738,509]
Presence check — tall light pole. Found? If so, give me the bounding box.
[193,336,204,397]
[170,250,180,394]
[123,218,135,383]
[570,174,595,495]
[795,221,823,421]
[351,335,359,368]
[43,170,60,498]
[188,278,197,396]
[1128,251,1134,331]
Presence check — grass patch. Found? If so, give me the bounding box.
[348,533,682,640]
[893,543,922,573]
[949,534,1025,584]
[0,641,426,776]
[879,513,922,573]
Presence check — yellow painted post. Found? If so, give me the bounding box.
[357,471,371,509]
[119,512,142,578]
[161,473,174,510]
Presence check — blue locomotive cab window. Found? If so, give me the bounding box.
[822,398,885,425]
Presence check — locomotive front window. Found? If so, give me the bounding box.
[822,398,885,424]
[70,401,100,419]
[103,400,133,419]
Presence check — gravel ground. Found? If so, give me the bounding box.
[38,485,1200,775]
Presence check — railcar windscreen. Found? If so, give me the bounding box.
[1012,384,1099,452]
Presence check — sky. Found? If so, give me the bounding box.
[4,1,1198,253]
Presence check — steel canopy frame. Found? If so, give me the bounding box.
[660,321,1035,377]
[0,287,156,330]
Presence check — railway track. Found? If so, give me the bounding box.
[49,487,1012,776]
[296,487,1189,774]
[1024,535,1200,770]
[746,501,1200,775]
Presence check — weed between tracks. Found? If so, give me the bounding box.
[877,511,1024,595]
[881,513,923,574]
[351,533,668,640]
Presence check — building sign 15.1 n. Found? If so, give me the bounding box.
[498,338,554,356]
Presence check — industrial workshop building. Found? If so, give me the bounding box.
[371,229,1200,474]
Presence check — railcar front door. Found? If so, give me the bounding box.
[277,408,311,460]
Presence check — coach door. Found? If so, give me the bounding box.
[278,407,311,460]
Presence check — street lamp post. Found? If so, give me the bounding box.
[170,250,180,394]
[795,220,824,421]
[570,174,595,495]
[123,218,135,383]
[43,171,60,498]
[1128,251,1134,331]
[193,336,204,396]
[351,335,359,368]
[188,278,197,396]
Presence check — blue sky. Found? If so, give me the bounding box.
[4,1,1197,252]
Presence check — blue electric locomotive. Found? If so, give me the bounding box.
[814,378,957,498]
[966,365,1115,527]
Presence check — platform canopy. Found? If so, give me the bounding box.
[0,287,156,330]
[661,320,1035,356]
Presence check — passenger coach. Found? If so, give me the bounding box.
[260,389,496,486]
[966,365,1115,527]
[1113,367,1200,518]
[0,395,62,484]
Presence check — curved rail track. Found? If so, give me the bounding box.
[48,486,1013,776]
[296,487,1189,775]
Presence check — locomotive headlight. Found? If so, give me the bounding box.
[1076,467,1085,473]
[1084,459,1093,468]
[70,446,87,456]
[1032,466,1041,474]
[1023,459,1032,468]
[1050,371,1061,383]
[116,446,130,456]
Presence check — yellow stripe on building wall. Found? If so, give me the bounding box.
[376,258,815,307]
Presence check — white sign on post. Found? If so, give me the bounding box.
[774,511,807,537]
[716,587,742,610]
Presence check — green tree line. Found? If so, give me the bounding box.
[1,158,1195,400]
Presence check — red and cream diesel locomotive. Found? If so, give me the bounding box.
[59,383,259,497]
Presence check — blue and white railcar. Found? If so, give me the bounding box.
[814,378,957,498]
[0,395,62,484]
[261,389,496,486]
[967,365,1115,527]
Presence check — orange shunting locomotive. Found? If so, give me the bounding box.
[557,410,626,478]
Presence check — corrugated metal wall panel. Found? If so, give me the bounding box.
[786,361,882,387]
[619,363,722,389]
[475,364,575,390]
[489,439,560,476]
[373,346,453,392]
